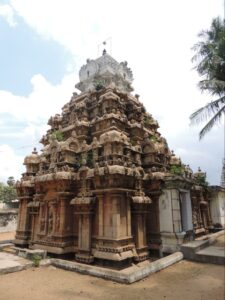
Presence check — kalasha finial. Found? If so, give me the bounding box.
[102,49,107,55]
[32,147,38,154]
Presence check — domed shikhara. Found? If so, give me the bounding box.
[23,148,39,165]
[23,148,40,174]
[76,50,134,93]
[15,52,221,268]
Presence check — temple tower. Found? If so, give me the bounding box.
[15,50,200,267]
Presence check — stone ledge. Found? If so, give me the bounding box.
[40,252,183,284]
[13,247,47,260]
[207,229,225,245]
[181,230,225,263]
[0,241,13,246]
[0,265,25,275]
[196,246,225,265]
[0,252,33,275]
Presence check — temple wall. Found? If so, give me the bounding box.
[159,188,193,254]
[180,191,193,232]
[210,190,225,227]
[171,190,182,232]
[0,210,18,233]
[146,195,160,251]
[159,191,173,233]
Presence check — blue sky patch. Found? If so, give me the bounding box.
[0,15,72,96]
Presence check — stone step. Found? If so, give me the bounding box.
[0,252,33,275]
[3,247,17,255]
[195,246,225,265]
[181,240,209,260]
[0,239,13,244]
[0,243,13,250]
[181,230,225,264]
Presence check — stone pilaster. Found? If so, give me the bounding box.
[146,193,162,254]
[15,197,32,246]
[92,191,135,267]
[71,196,95,264]
[131,196,151,262]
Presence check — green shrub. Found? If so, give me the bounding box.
[150,135,157,143]
[170,165,184,175]
[32,254,42,267]
[94,80,104,91]
[51,130,64,141]
[195,176,208,187]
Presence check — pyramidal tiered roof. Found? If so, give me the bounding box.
[29,50,179,182]
[18,51,198,212]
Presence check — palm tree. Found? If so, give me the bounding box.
[190,17,225,140]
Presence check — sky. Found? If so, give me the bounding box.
[0,0,224,185]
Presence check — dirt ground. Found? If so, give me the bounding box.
[0,231,15,241]
[0,231,224,299]
[213,234,225,247]
[0,260,224,300]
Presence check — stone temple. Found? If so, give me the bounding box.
[15,51,225,267]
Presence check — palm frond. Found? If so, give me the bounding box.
[190,95,225,124]
[191,17,225,139]
[199,104,225,139]
[191,17,225,93]
[198,79,225,95]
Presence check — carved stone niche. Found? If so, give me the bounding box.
[129,122,144,137]
[191,186,212,235]
[142,140,157,165]
[70,196,96,264]
[59,137,80,165]
[14,195,33,246]
[48,114,62,129]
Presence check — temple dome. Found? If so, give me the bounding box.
[194,167,206,179]
[24,148,40,165]
[170,150,181,165]
[75,50,134,93]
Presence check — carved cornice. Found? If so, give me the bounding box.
[163,176,193,190]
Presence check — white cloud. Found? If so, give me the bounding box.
[0,72,77,182]
[0,144,24,182]
[8,0,224,59]
[0,72,76,122]
[0,4,17,27]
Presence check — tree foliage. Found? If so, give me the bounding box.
[190,17,225,139]
[7,176,15,186]
[0,177,17,204]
